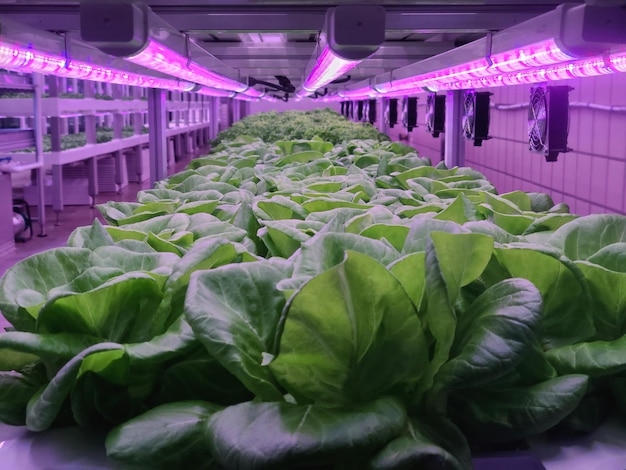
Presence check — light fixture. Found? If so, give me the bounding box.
[0,33,193,91]
[302,46,360,93]
[375,39,580,94]
[372,3,626,94]
[432,50,624,90]
[80,1,262,95]
[337,85,379,99]
[296,89,313,99]
[238,86,264,98]
[233,94,259,102]
[300,5,385,94]
[196,86,236,98]
[125,40,249,92]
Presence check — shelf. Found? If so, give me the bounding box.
[0,160,43,173]
[8,123,209,166]
[0,97,206,117]
[0,73,33,91]
[0,129,35,153]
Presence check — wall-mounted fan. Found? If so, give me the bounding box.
[528,86,571,162]
[361,100,369,123]
[425,93,445,138]
[401,97,418,132]
[368,99,377,124]
[384,98,398,128]
[463,91,492,146]
[357,100,364,121]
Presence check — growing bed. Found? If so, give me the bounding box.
[0,111,625,469]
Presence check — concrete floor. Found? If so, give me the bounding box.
[0,151,202,330]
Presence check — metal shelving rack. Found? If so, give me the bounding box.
[0,71,47,256]
[3,76,213,213]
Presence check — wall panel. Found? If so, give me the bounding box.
[386,72,626,216]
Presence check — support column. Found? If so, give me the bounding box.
[112,85,126,191]
[32,73,47,236]
[232,99,240,123]
[148,88,168,185]
[444,90,465,168]
[86,113,98,203]
[114,113,123,139]
[210,97,220,140]
[378,98,388,135]
[47,76,64,213]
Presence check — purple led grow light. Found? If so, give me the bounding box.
[435,49,626,90]
[302,46,359,92]
[197,87,236,98]
[489,38,577,73]
[338,86,378,99]
[376,38,581,94]
[238,86,264,98]
[0,40,193,90]
[127,40,251,93]
[233,94,259,102]
[610,49,626,72]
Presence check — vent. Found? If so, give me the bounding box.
[368,99,377,124]
[425,93,446,138]
[401,97,418,132]
[528,86,571,162]
[384,98,398,128]
[463,91,492,146]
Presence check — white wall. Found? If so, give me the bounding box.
[385,72,626,216]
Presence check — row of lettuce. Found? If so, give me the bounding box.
[211,107,388,146]
[0,134,625,469]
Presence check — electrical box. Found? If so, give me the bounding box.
[327,5,386,60]
[80,1,148,56]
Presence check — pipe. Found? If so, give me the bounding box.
[491,101,626,113]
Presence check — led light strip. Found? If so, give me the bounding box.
[376,39,581,93]
[196,87,236,98]
[302,46,360,93]
[337,86,379,99]
[432,50,624,91]
[0,40,194,91]
[126,40,262,95]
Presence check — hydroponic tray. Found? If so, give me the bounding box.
[2,418,626,469]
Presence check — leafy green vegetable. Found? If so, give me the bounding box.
[271,251,427,405]
[206,397,406,469]
[2,116,625,467]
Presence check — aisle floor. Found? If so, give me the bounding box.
[0,152,200,329]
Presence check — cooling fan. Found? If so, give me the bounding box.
[356,100,364,121]
[528,86,571,162]
[463,91,492,146]
[361,100,369,123]
[425,93,445,137]
[384,98,398,128]
[401,97,418,132]
[367,99,377,124]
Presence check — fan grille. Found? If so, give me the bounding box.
[463,92,475,140]
[528,87,548,152]
[426,94,435,132]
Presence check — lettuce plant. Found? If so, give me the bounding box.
[0,127,624,468]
